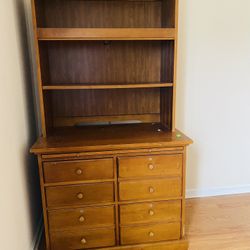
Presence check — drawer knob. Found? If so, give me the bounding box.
[149,187,155,193]
[75,168,83,175]
[148,209,154,216]
[148,163,154,170]
[149,231,154,237]
[77,193,84,199]
[79,216,85,222]
[81,238,87,244]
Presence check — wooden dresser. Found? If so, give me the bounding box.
[30,0,192,249]
[31,125,192,250]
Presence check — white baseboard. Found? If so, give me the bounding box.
[186,184,250,198]
[31,215,44,250]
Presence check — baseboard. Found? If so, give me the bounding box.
[31,215,44,250]
[187,184,250,198]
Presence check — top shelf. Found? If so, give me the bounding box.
[37,28,176,41]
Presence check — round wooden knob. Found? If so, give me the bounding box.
[148,163,154,170]
[76,168,83,175]
[148,209,154,216]
[79,216,85,222]
[149,231,154,237]
[149,187,155,193]
[81,238,87,244]
[77,193,84,199]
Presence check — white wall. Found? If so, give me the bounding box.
[0,0,42,250]
[177,0,250,197]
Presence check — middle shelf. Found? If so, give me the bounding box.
[37,28,176,41]
[42,83,174,90]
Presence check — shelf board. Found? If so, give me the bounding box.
[37,28,176,41]
[42,83,173,90]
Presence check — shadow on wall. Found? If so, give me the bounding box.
[14,0,42,244]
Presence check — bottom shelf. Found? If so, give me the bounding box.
[31,123,193,154]
[42,83,173,90]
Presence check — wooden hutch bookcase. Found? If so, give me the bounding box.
[30,0,192,249]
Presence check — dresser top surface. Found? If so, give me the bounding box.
[31,123,192,154]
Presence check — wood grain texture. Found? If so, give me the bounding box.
[38,39,176,127]
[36,142,190,250]
[41,147,184,160]
[33,1,177,133]
[119,177,182,201]
[40,237,188,250]
[118,154,182,178]
[44,194,250,249]
[43,83,173,90]
[40,41,163,84]
[181,146,187,237]
[120,200,181,225]
[160,40,174,130]
[162,0,176,28]
[113,157,120,245]
[50,89,160,118]
[120,222,180,245]
[37,28,176,40]
[46,182,114,208]
[37,155,50,250]
[50,227,116,250]
[186,194,250,250]
[35,0,175,28]
[30,124,193,154]
[32,0,179,135]
[53,114,160,127]
[43,158,113,183]
[48,205,115,231]
[32,1,192,250]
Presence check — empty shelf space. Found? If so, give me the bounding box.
[37,28,176,41]
[42,83,174,90]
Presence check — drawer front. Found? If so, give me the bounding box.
[50,227,115,250]
[48,205,115,231]
[43,158,113,183]
[120,200,181,225]
[46,182,114,208]
[119,154,182,178]
[120,222,180,245]
[119,178,182,201]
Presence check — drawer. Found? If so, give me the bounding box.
[46,182,114,208]
[118,154,182,178]
[120,200,181,226]
[50,227,115,250]
[43,158,113,183]
[119,178,182,201]
[120,222,180,245]
[48,205,115,231]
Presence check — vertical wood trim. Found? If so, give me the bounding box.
[181,147,187,237]
[113,157,120,245]
[38,155,50,249]
[31,0,47,137]
[172,0,179,131]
